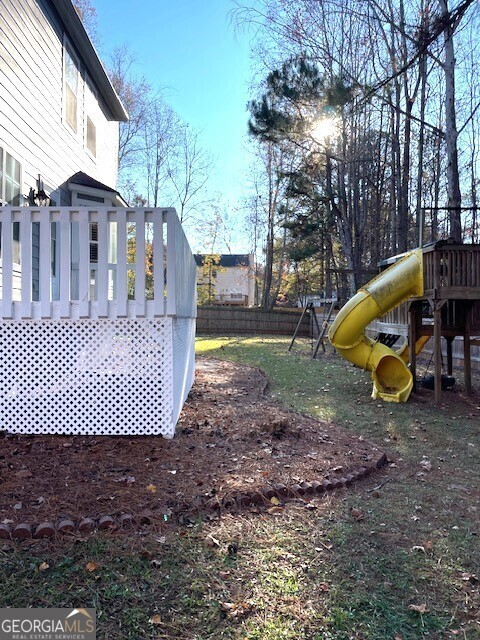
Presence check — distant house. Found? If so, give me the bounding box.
[195,254,255,307]
[0,0,128,208]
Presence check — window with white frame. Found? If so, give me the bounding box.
[85,77,97,157]
[0,147,22,206]
[64,42,80,133]
[0,146,22,263]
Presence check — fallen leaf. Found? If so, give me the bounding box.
[270,496,280,505]
[39,562,49,571]
[15,469,32,479]
[408,603,428,614]
[266,506,284,514]
[204,534,220,548]
[149,614,162,625]
[350,508,365,521]
[461,572,478,583]
[113,476,136,485]
[146,484,157,494]
[85,561,98,572]
[218,570,231,580]
[219,601,253,619]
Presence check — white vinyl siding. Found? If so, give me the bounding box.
[0,0,119,205]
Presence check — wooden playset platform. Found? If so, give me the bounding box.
[374,241,480,403]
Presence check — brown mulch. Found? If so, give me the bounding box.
[0,357,386,528]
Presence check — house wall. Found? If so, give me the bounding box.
[197,258,254,305]
[0,0,119,205]
[215,265,250,297]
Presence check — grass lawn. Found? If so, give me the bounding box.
[1,336,479,640]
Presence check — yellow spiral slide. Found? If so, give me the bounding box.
[328,249,424,402]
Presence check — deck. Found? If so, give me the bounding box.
[0,207,196,437]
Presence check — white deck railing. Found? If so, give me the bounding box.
[0,207,196,320]
[0,207,196,437]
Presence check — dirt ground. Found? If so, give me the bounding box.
[0,357,387,529]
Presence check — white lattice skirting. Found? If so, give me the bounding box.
[0,317,195,437]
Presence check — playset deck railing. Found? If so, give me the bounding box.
[422,243,480,298]
[374,244,480,329]
[0,207,196,437]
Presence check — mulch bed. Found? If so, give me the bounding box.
[0,357,387,530]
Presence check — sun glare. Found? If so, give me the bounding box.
[311,117,339,145]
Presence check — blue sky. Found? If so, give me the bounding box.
[94,0,255,233]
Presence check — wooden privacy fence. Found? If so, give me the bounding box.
[0,207,196,437]
[196,305,313,336]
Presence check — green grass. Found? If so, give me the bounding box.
[1,335,479,639]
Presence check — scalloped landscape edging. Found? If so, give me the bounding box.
[0,453,388,542]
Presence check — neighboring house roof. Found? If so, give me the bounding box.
[51,0,128,122]
[194,254,252,268]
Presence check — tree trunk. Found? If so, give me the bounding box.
[438,0,462,241]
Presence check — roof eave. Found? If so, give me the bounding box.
[50,0,129,122]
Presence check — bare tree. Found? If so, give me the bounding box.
[165,126,213,224]
[142,101,179,207]
[108,45,152,174]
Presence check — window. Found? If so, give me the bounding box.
[90,222,98,262]
[84,77,97,158]
[0,147,21,206]
[64,44,79,133]
[0,146,22,263]
[86,116,96,156]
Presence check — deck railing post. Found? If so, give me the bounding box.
[153,210,165,316]
[166,209,177,316]
[20,209,33,318]
[116,209,127,317]
[134,209,146,317]
[78,210,90,317]
[59,212,71,318]
[39,209,51,318]
[1,208,13,318]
